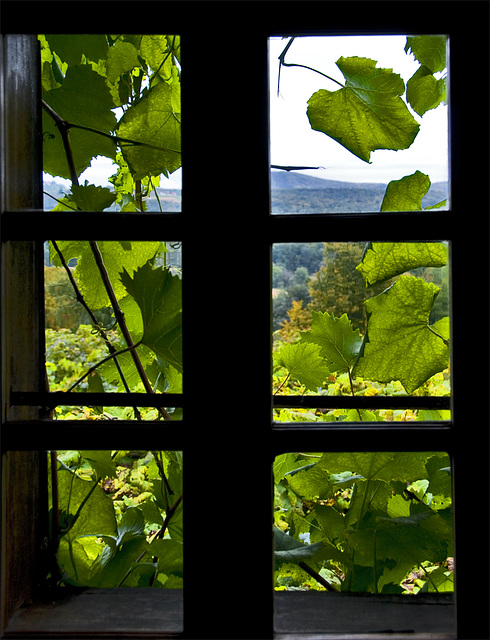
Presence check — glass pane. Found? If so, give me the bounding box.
[272,242,451,422]
[269,35,449,214]
[47,450,183,592]
[45,240,182,420]
[40,35,181,212]
[273,451,455,634]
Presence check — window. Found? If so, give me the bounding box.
[1,3,489,640]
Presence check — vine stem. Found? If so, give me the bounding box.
[274,372,291,395]
[89,241,172,420]
[426,324,450,347]
[43,102,173,420]
[278,36,344,95]
[50,241,142,420]
[347,368,363,421]
[66,341,143,393]
[42,100,79,186]
[42,99,181,156]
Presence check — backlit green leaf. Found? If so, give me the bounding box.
[50,241,160,310]
[70,184,117,211]
[106,40,140,84]
[80,451,116,479]
[356,242,448,287]
[117,80,181,180]
[317,451,431,483]
[354,275,450,393]
[274,342,330,391]
[380,171,431,211]
[300,312,362,374]
[45,34,109,66]
[406,66,447,116]
[405,36,447,74]
[120,263,183,372]
[42,65,117,179]
[307,56,419,163]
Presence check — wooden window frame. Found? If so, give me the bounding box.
[1,3,489,639]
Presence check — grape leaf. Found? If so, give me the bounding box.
[106,40,140,84]
[117,80,181,180]
[80,451,117,479]
[120,263,183,373]
[116,507,145,546]
[354,275,450,393]
[307,56,419,163]
[45,34,109,66]
[380,171,431,212]
[140,35,174,80]
[273,342,330,391]
[42,65,117,179]
[406,66,447,117]
[50,241,160,310]
[150,538,183,576]
[317,451,431,484]
[356,242,448,287]
[405,36,447,74]
[300,312,362,374]
[273,526,323,564]
[70,185,117,211]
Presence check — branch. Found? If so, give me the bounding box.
[66,340,143,393]
[277,36,344,94]
[42,100,79,186]
[51,241,142,420]
[42,99,181,156]
[271,165,325,172]
[298,561,338,592]
[155,492,183,539]
[426,324,450,347]
[89,241,172,420]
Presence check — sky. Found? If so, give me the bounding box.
[269,35,449,184]
[45,34,449,190]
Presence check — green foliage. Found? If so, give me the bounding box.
[45,240,182,419]
[50,241,161,310]
[405,36,447,116]
[274,241,450,406]
[120,263,183,373]
[40,35,184,419]
[300,312,362,374]
[354,276,450,393]
[356,242,448,287]
[381,171,447,212]
[51,451,183,589]
[274,451,454,593]
[274,343,330,392]
[307,56,420,163]
[40,33,181,208]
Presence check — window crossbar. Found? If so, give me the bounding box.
[274,394,450,411]
[10,391,183,409]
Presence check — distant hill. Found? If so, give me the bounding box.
[270,170,448,213]
[44,173,448,214]
[43,180,181,212]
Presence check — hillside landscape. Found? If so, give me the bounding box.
[43,171,448,213]
[270,171,449,213]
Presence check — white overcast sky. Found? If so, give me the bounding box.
[269,35,449,184]
[45,34,449,190]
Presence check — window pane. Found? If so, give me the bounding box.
[48,450,183,592]
[45,240,182,420]
[269,35,449,214]
[40,35,181,212]
[274,451,455,634]
[272,242,451,422]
